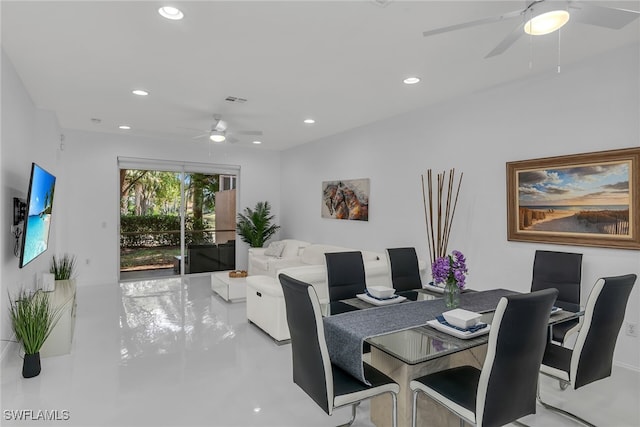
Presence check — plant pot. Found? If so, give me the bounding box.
[22,352,41,378]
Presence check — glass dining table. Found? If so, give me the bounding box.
[327,288,583,427]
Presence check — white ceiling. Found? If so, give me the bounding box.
[2,1,639,150]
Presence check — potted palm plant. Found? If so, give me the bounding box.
[8,289,68,378]
[236,201,281,248]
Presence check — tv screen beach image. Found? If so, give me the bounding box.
[22,164,56,266]
[517,161,631,236]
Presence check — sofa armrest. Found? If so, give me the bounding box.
[362,260,392,287]
[246,275,282,297]
[277,265,329,302]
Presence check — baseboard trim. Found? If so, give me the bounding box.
[614,361,640,373]
[1,334,18,365]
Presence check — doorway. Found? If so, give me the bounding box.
[118,158,238,281]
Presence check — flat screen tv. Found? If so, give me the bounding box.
[19,163,56,268]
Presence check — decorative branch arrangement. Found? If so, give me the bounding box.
[421,169,464,265]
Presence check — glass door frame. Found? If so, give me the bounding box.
[117,157,240,281]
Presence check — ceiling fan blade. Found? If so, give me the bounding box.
[226,136,240,144]
[233,130,263,136]
[569,2,639,29]
[192,132,209,140]
[178,126,206,132]
[423,9,522,37]
[485,21,525,58]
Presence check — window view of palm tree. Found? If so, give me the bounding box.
[119,169,236,279]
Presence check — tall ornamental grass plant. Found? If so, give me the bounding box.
[50,254,76,280]
[8,290,68,355]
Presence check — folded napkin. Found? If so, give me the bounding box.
[365,291,399,301]
[435,315,487,333]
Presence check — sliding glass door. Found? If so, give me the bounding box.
[118,159,237,281]
[182,172,236,274]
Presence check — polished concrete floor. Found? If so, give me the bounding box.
[1,276,638,426]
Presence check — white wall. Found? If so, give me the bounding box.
[1,50,62,356]
[1,50,281,357]
[280,44,640,369]
[55,130,281,286]
[3,41,639,369]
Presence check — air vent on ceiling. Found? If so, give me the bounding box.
[370,0,394,7]
[225,96,247,103]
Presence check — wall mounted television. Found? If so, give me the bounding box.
[19,163,56,268]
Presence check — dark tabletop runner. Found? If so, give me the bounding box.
[323,288,519,385]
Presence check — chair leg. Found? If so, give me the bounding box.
[391,391,398,427]
[537,380,596,427]
[337,393,396,427]
[412,390,418,427]
[337,402,359,427]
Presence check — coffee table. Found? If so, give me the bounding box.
[211,271,247,302]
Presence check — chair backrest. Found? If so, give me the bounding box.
[325,251,366,302]
[531,250,582,306]
[570,274,636,389]
[278,273,335,415]
[386,247,422,292]
[476,288,558,427]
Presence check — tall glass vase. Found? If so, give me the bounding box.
[444,280,460,309]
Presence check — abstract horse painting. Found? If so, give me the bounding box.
[322,179,369,221]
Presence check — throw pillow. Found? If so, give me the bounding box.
[264,241,285,257]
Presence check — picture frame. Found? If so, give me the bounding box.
[322,178,369,221]
[506,147,639,250]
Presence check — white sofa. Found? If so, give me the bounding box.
[247,239,311,277]
[246,243,411,342]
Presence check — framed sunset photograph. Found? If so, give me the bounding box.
[507,147,640,250]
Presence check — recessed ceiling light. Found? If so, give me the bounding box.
[158,6,184,20]
[119,125,131,130]
[132,89,149,96]
[252,140,262,145]
[303,119,315,124]
[403,77,421,85]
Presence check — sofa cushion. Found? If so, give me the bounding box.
[301,244,353,265]
[281,239,311,258]
[361,250,381,262]
[264,241,286,257]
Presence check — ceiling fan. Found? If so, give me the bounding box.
[422,0,640,58]
[192,116,263,143]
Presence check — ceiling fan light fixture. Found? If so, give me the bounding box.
[524,9,570,36]
[213,119,227,132]
[210,131,226,142]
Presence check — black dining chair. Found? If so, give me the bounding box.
[325,251,367,315]
[409,288,558,427]
[386,247,422,301]
[279,273,399,427]
[531,249,583,344]
[538,274,636,427]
